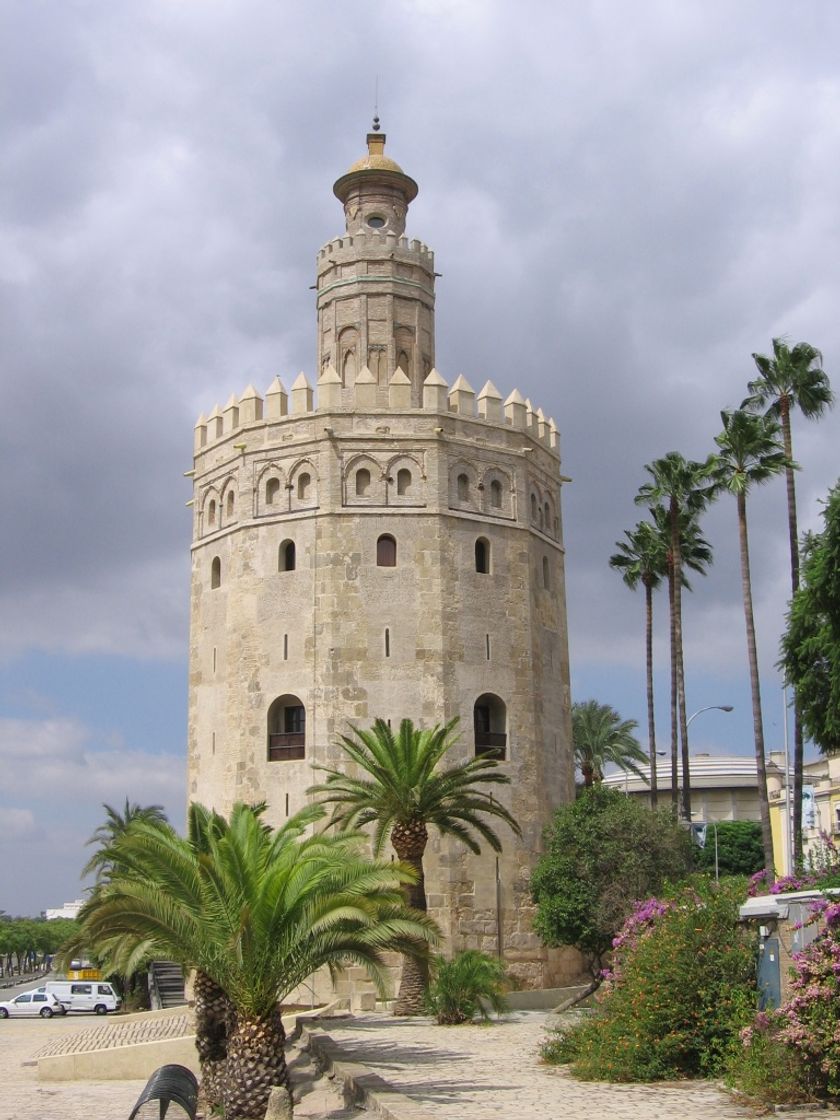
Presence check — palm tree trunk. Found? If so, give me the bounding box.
[736,491,775,871]
[193,970,236,1114]
[223,1008,289,1120]
[671,499,692,821]
[667,554,679,814]
[644,579,658,809]
[391,821,430,1015]
[781,400,804,867]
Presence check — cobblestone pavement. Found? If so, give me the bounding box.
[310,1010,834,1120]
[0,1018,146,1120]
[1,1007,835,1120]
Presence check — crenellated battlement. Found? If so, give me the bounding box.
[317,231,434,268]
[193,367,560,457]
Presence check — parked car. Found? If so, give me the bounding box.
[35,980,121,1014]
[0,991,67,1018]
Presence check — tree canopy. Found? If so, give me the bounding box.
[530,786,694,976]
[781,480,840,753]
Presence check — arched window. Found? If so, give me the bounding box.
[475,538,490,574]
[397,468,412,496]
[490,479,502,509]
[265,478,280,505]
[279,540,296,572]
[377,534,397,567]
[267,695,306,761]
[530,493,538,523]
[543,556,551,590]
[355,468,371,496]
[210,557,221,590]
[473,694,507,760]
[297,472,311,501]
[457,473,470,502]
[544,501,551,531]
[226,491,235,519]
[208,499,217,527]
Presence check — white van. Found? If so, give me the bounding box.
[35,980,121,1014]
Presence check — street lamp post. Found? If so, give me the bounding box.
[679,705,734,820]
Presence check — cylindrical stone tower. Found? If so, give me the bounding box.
[187,125,576,991]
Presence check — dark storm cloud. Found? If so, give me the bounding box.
[2,0,840,906]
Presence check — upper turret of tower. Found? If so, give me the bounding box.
[332,118,418,237]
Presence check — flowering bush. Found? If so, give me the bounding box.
[729,898,840,1103]
[543,878,755,1081]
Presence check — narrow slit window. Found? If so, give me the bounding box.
[384,628,390,657]
[475,538,490,574]
[226,491,235,518]
[543,556,550,590]
[283,634,288,660]
[457,473,470,501]
[376,534,397,567]
[490,480,502,509]
[279,541,296,572]
[210,556,221,589]
[486,634,491,660]
[356,468,371,496]
[208,499,217,527]
[297,472,311,501]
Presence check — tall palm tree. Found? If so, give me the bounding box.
[81,799,168,880]
[711,409,792,872]
[571,700,648,787]
[308,717,521,1015]
[636,454,715,818]
[744,337,834,864]
[610,519,668,807]
[66,803,436,1120]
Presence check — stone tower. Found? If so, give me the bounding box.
[187,124,576,990]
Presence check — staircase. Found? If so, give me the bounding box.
[150,961,186,1008]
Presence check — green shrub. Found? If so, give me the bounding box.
[530,785,694,976]
[546,878,755,1081]
[693,820,764,877]
[725,1018,818,1106]
[425,950,509,1024]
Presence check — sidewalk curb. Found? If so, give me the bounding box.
[300,1023,436,1120]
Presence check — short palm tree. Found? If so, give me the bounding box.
[81,799,168,880]
[711,409,792,872]
[571,700,648,787]
[636,453,715,818]
[425,949,509,1024]
[744,337,833,863]
[308,717,521,1014]
[66,802,437,1120]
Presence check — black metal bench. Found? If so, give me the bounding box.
[128,1063,198,1120]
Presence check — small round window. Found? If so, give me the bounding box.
[366,214,386,229]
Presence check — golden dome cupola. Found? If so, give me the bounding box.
[332,118,418,237]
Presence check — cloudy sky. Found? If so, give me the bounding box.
[2,0,839,916]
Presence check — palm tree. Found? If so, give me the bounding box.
[66,802,436,1120]
[571,700,648,787]
[744,337,834,864]
[82,799,168,880]
[711,409,792,872]
[636,454,715,818]
[308,717,521,1015]
[610,518,670,807]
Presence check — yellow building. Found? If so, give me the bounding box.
[768,752,840,876]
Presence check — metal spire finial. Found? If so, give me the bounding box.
[372,76,381,131]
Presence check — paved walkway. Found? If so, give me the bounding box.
[1,1006,834,1119]
[306,1010,832,1119]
